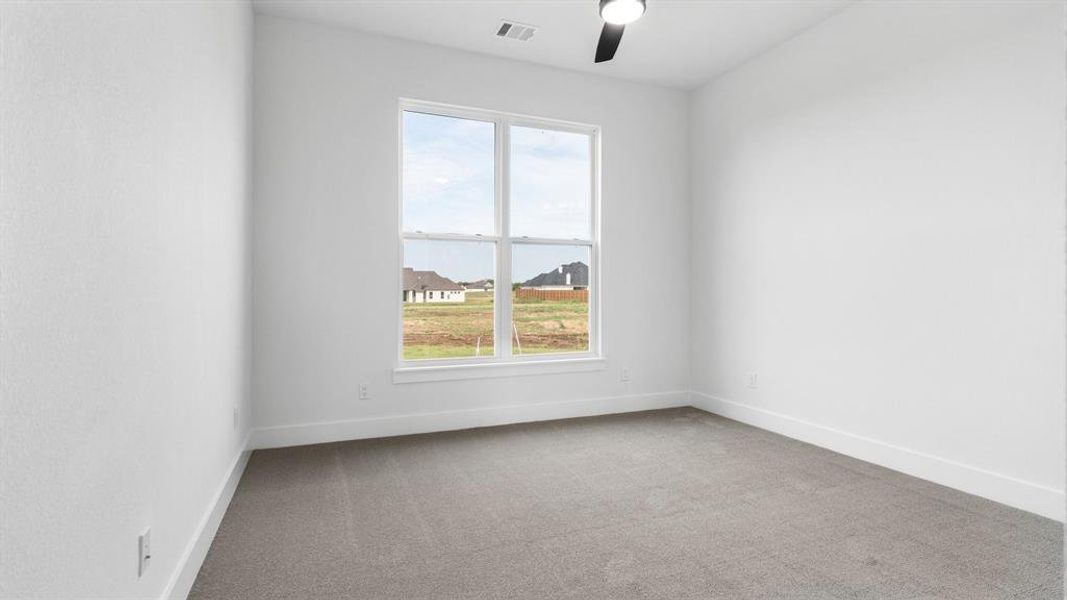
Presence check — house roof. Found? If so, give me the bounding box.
[403,268,464,292]
[522,262,589,288]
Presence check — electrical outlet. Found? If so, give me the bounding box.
[138,528,151,578]
[359,383,370,400]
[232,407,239,430]
[620,368,630,382]
[746,372,759,389]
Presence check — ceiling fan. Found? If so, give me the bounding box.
[594,0,646,63]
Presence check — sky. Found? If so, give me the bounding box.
[402,110,591,282]
[404,239,589,284]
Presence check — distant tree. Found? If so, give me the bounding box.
[512,282,521,292]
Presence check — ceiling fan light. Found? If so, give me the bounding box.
[599,0,645,26]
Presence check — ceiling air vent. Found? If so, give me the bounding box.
[496,20,537,42]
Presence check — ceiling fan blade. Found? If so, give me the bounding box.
[594,23,625,63]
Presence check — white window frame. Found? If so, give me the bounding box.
[394,99,604,383]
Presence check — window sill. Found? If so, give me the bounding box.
[393,357,606,384]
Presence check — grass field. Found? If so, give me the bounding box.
[403,291,589,360]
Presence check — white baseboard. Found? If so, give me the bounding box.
[690,391,1065,522]
[251,390,690,450]
[162,432,253,600]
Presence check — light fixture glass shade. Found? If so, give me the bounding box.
[600,0,645,25]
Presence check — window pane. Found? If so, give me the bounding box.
[510,126,591,240]
[403,239,495,360]
[403,111,495,235]
[511,244,590,355]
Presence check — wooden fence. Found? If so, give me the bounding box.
[515,288,588,302]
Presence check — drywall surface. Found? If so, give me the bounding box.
[689,1,1066,519]
[0,1,253,597]
[251,16,690,434]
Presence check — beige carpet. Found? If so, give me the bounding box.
[190,407,1062,599]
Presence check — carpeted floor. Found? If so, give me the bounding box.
[190,407,1063,599]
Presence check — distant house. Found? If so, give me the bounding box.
[522,262,589,290]
[463,279,494,292]
[403,268,466,303]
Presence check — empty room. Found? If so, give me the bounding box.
[3,0,1065,598]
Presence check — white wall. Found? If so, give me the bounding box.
[252,15,690,442]
[689,1,1066,520]
[0,1,253,597]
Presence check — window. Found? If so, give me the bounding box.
[399,101,599,368]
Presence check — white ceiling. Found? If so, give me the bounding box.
[252,0,856,90]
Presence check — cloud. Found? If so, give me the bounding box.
[403,111,495,234]
[402,111,593,279]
